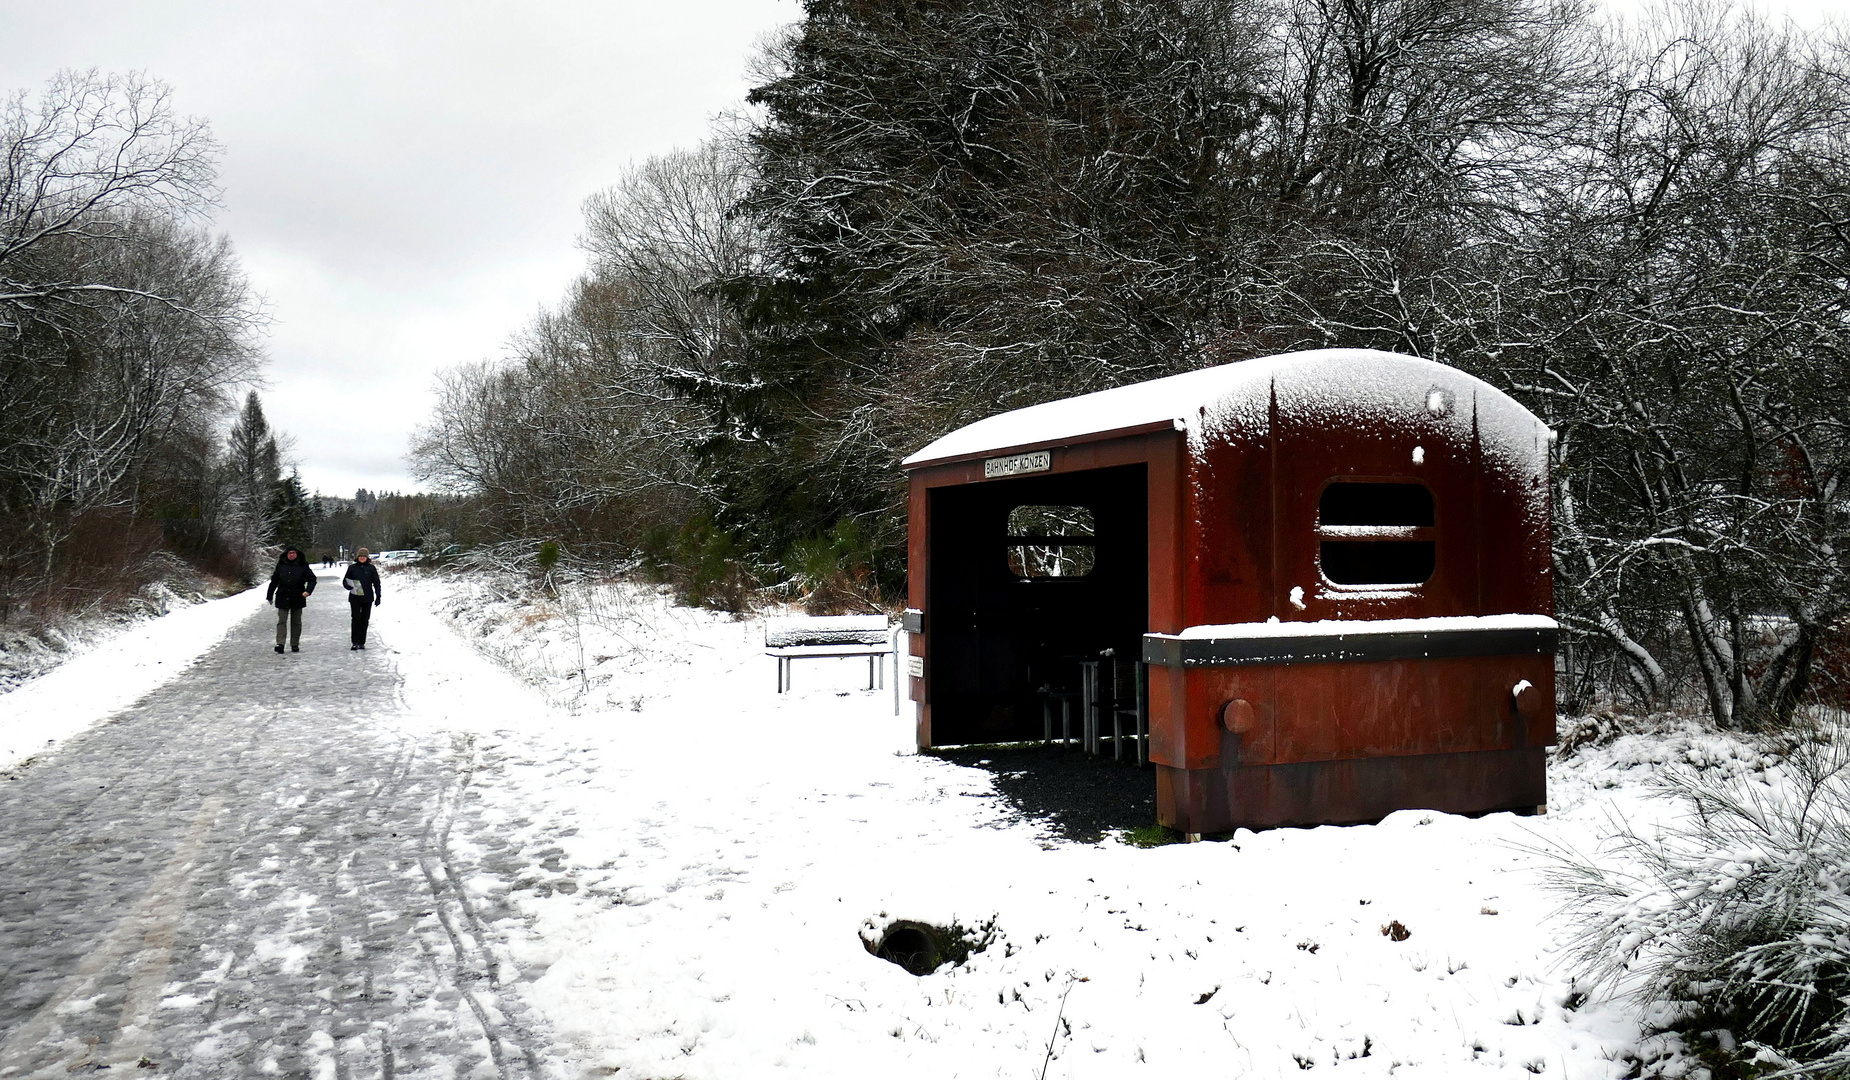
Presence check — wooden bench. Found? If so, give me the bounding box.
[765,615,895,692]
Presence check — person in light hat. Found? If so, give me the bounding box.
[341,548,383,650]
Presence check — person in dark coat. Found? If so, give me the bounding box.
[342,547,383,650]
[266,546,317,653]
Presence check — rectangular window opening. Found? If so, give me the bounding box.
[1007,504,1096,579]
[1317,482,1435,586]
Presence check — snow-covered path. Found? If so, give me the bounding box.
[0,570,556,1078]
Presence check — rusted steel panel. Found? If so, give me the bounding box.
[1157,747,1547,832]
[907,471,933,747]
[1265,656,1553,762]
[1145,659,1187,768]
[1147,434,1186,636]
[1143,625,1558,667]
[1168,654,1553,762]
[1179,408,1275,629]
[1263,407,1479,621]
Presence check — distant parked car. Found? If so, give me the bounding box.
[374,550,421,566]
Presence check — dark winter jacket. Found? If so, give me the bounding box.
[266,548,317,609]
[342,560,382,604]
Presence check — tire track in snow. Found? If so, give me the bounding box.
[0,571,562,1078]
[0,795,223,1074]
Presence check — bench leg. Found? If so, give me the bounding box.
[777,656,788,693]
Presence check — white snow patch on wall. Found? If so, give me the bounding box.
[1165,614,1558,639]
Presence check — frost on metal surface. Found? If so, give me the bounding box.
[903,350,1552,486]
[1165,614,1560,640]
[764,614,892,647]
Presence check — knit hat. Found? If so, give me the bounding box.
[356,547,369,557]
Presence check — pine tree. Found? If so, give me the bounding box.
[223,391,281,568]
[267,471,315,554]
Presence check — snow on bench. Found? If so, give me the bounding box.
[765,615,894,693]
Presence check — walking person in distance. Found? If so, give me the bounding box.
[266,546,316,653]
[343,548,383,650]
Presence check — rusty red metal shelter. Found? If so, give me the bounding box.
[901,349,1557,834]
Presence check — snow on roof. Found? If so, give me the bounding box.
[901,348,1550,470]
[1163,614,1559,640]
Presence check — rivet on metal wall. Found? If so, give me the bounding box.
[1511,680,1545,723]
[1220,698,1256,734]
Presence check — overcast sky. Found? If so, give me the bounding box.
[0,0,1837,499]
[0,1,801,499]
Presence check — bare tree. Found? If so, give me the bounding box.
[1452,5,1850,725]
[0,71,263,618]
[413,143,744,553]
[0,70,220,324]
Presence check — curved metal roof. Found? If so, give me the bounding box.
[901,348,1549,473]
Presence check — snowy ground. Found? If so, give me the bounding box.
[1,567,1767,1078]
[0,561,240,699]
[0,582,265,772]
[0,567,560,1078]
[401,572,1746,1080]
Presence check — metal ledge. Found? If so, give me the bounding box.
[1143,626,1557,668]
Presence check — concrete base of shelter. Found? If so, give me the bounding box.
[1155,747,1546,833]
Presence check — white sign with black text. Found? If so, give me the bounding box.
[983,450,1052,479]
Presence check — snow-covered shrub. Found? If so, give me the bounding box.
[1546,723,1850,1072]
[784,519,887,615]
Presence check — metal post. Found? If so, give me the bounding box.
[1102,658,1117,758]
[892,626,905,716]
[1080,661,1099,756]
[1136,661,1149,766]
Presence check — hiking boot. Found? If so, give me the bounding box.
[350,644,359,650]
[291,645,300,652]
[275,645,284,654]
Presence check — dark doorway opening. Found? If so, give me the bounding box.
[926,464,1148,746]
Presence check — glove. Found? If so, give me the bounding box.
[374,599,382,607]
